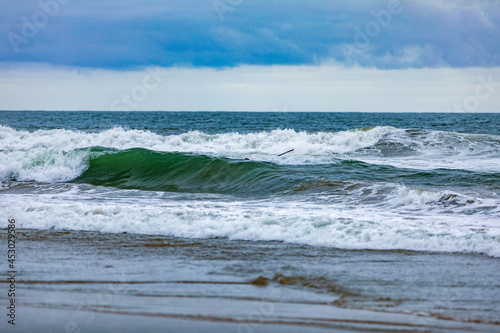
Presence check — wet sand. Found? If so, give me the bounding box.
[5,302,499,333]
[1,230,499,332]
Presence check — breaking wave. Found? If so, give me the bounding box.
[1,125,500,172]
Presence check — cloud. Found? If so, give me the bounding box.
[0,0,499,70]
[1,63,499,112]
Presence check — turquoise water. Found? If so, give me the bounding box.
[1,111,499,325]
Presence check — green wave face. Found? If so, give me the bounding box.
[75,148,292,195]
[72,147,500,196]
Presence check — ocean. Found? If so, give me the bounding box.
[1,111,499,331]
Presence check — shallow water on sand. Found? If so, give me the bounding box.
[2,229,499,329]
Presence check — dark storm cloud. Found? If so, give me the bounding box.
[1,0,499,69]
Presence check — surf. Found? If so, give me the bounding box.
[2,125,500,172]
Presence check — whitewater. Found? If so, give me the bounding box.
[2,124,500,180]
[1,114,499,257]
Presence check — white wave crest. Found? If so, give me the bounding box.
[0,124,390,156]
[1,125,500,174]
[0,148,89,182]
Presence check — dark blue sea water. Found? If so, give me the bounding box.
[1,111,499,135]
[1,111,499,327]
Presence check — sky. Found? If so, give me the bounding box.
[0,0,499,111]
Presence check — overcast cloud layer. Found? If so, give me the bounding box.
[1,0,500,70]
[1,64,499,112]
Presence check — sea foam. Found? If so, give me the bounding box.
[1,192,498,257]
